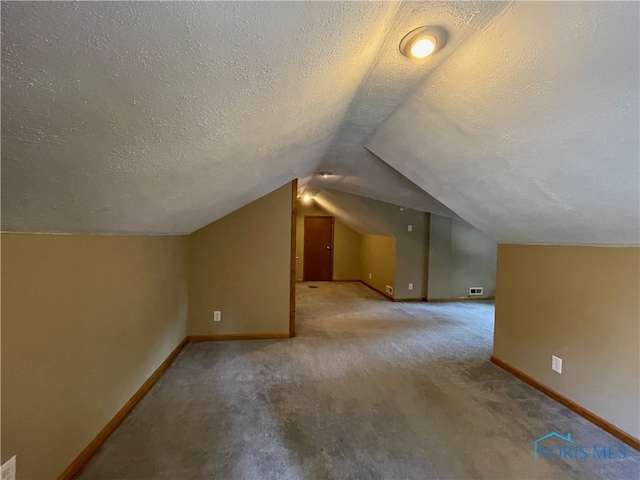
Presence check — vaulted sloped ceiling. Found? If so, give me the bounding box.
[1,1,506,234]
[1,1,398,234]
[303,0,508,214]
[314,189,427,238]
[2,2,639,246]
[303,150,462,220]
[367,1,640,246]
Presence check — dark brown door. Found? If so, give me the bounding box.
[303,216,334,281]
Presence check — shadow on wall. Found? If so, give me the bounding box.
[295,201,362,282]
[313,189,497,301]
[427,215,497,300]
[314,189,427,300]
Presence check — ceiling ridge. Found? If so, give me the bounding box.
[363,3,513,150]
[319,1,405,142]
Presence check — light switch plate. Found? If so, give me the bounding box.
[214,311,221,322]
[408,283,413,290]
[407,224,413,232]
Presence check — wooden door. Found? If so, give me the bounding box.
[303,216,334,281]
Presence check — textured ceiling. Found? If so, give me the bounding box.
[1,1,397,234]
[367,1,640,246]
[304,1,508,214]
[314,189,426,237]
[303,149,461,220]
[2,1,638,246]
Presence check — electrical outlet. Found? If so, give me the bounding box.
[552,355,562,374]
[408,283,413,290]
[214,311,221,322]
[407,224,413,232]
[385,285,394,295]
[369,273,372,279]
[1,456,16,480]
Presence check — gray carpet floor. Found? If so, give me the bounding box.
[79,282,639,479]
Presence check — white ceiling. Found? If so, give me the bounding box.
[303,149,462,220]
[1,1,397,234]
[2,2,639,246]
[303,1,507,215]
[314,189,427,238]
[367,1,640,246]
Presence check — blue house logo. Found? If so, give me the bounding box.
[529,432,575,461]
[528,432,628,461]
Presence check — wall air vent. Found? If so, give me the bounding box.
[469,287,483,296]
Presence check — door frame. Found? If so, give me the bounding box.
[289,180,298,338]
[303,215,334,282]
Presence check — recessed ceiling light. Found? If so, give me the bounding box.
[410,36,436,59]
[318,172,332,178]
[302,194,312,203]
[400,26,448,61]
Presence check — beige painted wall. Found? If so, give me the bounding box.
[493,244,640,439]
[361,235,396,296]
[1,233,188,479]
[296,201,362,281]
[188,182,292,335]
[428,215,497,299]
[315,190,428,299]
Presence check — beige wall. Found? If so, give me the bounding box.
[394,212,428,300]
[1,233,188,479]
[493,244,640,439]
[315,190,428,299]
[296,201,362,281]
[361,235,396,296]
[428,215,497,299]
[188,182,292,335]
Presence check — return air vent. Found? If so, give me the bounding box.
[385,285,394,295]
[469,287,483,296]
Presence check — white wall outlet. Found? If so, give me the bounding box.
[214,311,221,322]
[552,355,562,374]
[369,273,372,279]
[1,456,16,480]
[469,287,483,296]
[408,283,413,290]
[407,224,413,232]
[385,285,394,295]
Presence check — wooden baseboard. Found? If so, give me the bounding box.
[187,332,290,342]
[358,280,394,301]
[358,280,425,302]
[297,280,361,283]
[298,280,430,302]
[59,331,292,478]
[427,296,495,302]
[490,356,640,452]
[58,337,189,480]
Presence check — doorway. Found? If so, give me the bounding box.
[303,216,334,281]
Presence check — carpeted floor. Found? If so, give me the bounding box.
[78,282,639,479]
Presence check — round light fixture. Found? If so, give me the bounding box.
[318,172,332,178]
[400,26,448,61]
[410,36,436,58]
[302,194,311,203]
